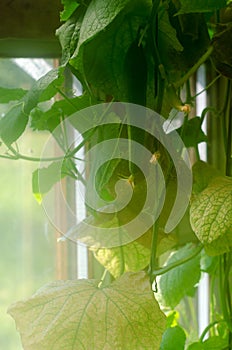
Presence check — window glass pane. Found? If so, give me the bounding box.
[0,58,57,349]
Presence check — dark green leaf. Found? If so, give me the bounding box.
[56,10,83,64]
[177,0,227,14]
[212,24,232,79]
[180,117,207,148]
[70,1,151,100]
[0,87,27,103]
[160,326,186,350]
[60,0,80,21]
[159,9,183,52]
[192,161,222,194]
[159,244,201,308]
[0,103,28,145]
[76,0,133,49]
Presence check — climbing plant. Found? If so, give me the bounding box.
[0,0,232,349]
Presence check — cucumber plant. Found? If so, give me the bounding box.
[0,0,232,349]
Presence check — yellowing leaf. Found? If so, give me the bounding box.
[8,272,166,350]
[190,176,232,244]
[93,241,150,278]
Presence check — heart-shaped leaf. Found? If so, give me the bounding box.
[8,272,166,350]
[158,244,201,308]
[190,176,232,244]
[93,240,150,278]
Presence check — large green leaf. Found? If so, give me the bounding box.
[93,240,150,278]
[8,272,166,350]
[76,0,133,49]
[177,0,227,14]
[0,103,28,146]
[158,244,201,308]
[70,0,151,100]
[190,176,232,245]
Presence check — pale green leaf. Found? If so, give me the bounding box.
[190,176,232,244]
[177,0,227,14]
[160,326,186,350]
[0,68,65,145]
[158,244,201,308]
[8,272,166,350]
[0,87,27,103]
[93,240,150,278]
[32,160,68,203]
[0,103,28,145]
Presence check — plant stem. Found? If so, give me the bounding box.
[174,46,213,90]
[200,320,225,342]
[152,244,203,277]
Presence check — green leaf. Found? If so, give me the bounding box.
[30,94,92,132]
[187,343,204,350]
[60,0,80,21]
[180,117,207,148]
[8,272,166,350]
[192,161,222,194]
[56,9,83,64]
[0,68,65,145]
[190,176,232,244]
[187,336,228,350]
[158,244,201,308]
[70,0,151,100]
[76,0,133,50]
[159,9,183,53]
[177,0,227,14]
[160,326,186,350]
[32,161,68,203]
[202,336,228,350]
[23,67,65,113]
[0,103,28,145]
[203,228,232,256]
[0,87,27,103]
[93,240,150,278]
